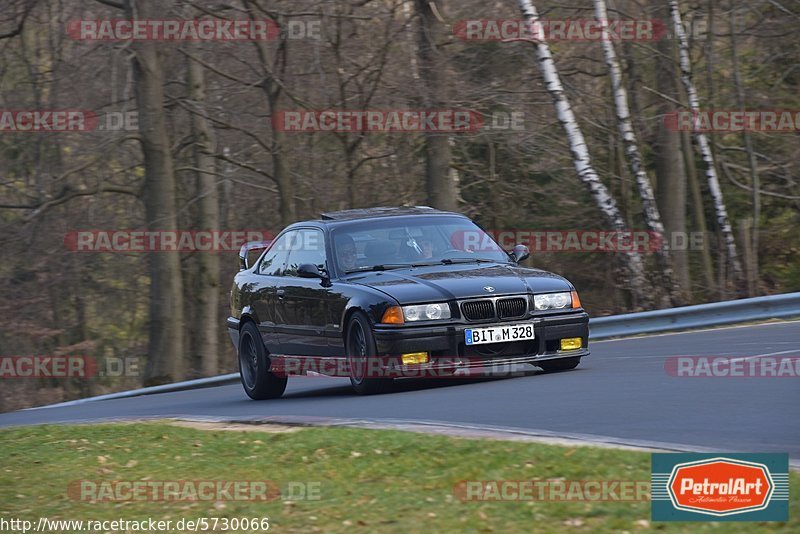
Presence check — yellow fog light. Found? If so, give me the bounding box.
[560,338,582,351]
[401,352,429,365]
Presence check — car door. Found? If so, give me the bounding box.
[252,230,295,354]
[280,228,337,356]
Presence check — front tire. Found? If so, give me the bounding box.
[537,356,581,373]
[238,321,288,400]
[346,312,393,395]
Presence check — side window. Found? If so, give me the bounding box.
[258,231,295,276]
[284,229,326,277]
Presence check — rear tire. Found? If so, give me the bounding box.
[537,357,581,373]
[238,321,288,400]
[346,312,393,395]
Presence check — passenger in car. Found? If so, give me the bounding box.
[420,239,434,259]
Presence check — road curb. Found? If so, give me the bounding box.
[8,414,800,469]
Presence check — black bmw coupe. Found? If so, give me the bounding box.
[227,206,589,398]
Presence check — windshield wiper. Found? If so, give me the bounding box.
[345,258,504,273]
[439,257,502,265]
[344,263,413,274]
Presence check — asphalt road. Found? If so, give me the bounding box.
[2,321,798,458]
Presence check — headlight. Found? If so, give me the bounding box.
[402,303,451,321]
[533,292,572,310]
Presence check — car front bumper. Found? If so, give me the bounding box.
[372,310,589,366]
[226,317,241,349]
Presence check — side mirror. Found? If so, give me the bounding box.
[297,263,324,279]
[510,244,530,263]
[238,240,271,270]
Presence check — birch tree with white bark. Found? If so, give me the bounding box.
[593,0,682,305]
[669,0,743,287]
[516,0,650,307]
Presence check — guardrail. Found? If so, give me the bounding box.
[589,291,800,340]
[27,374,239,410]
[30,292,800,409]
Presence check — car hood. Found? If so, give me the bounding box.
[345,263,573,304]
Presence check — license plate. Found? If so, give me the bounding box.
[465,323,536,345]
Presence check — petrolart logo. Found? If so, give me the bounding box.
[652,453,789,522]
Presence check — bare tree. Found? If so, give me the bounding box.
[124,0,184,385]
[243,0,296,225]
[415,0,458,210]
[325,0,401,208]
[516,0,650,307]
[594,0,682,305]
[682,129,716,294]
[186,51,220,377]
[728,5,759,295]
[669,0,743,288]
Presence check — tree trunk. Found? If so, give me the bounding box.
[415,0,457,210]
[728,6,759,296]
[595,0,682,306]
[187,53,220,377]
[738,218,756,295]
[682,129,716,296]
[245,0,295,225]
[669,0,743,289]
[517,0,650,308]
[272,130,295,225]
[125,0,183,385]
[652,0,690,302]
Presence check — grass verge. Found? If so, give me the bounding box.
[0,422,796,532]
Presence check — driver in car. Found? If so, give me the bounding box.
[336,234,358,272]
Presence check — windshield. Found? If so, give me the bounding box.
[330,215,510,273]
